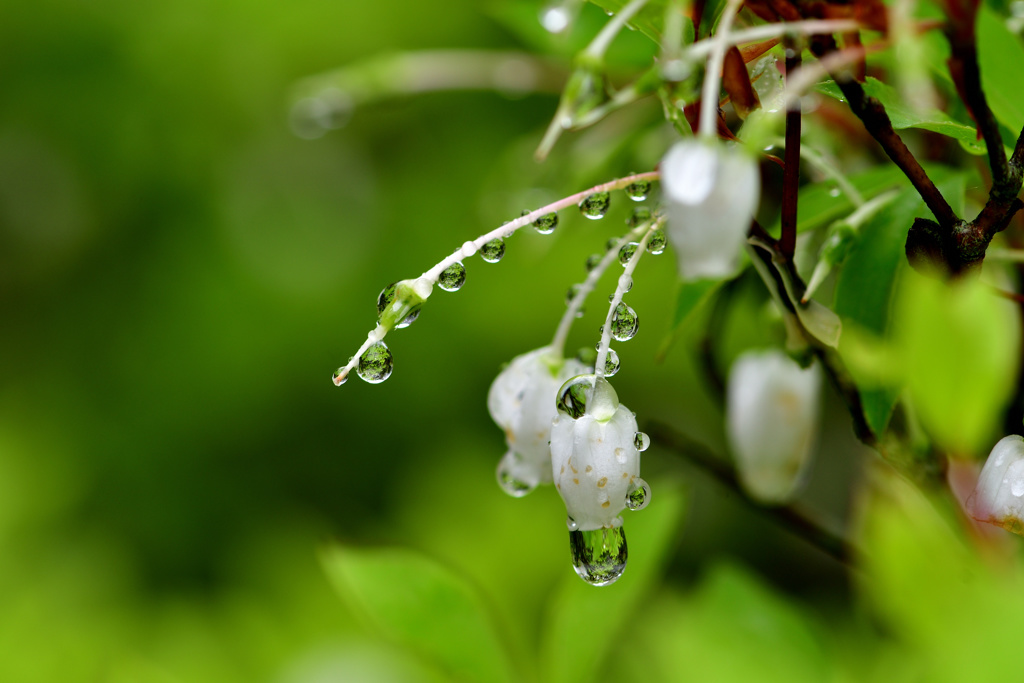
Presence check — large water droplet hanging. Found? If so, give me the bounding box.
[624,178,651,201]
[625,478,651,511]
[332,367,349,386]
[579,191,611,220]
[627,206,651,228]
[496,451,536,497]
[377,282,421,329]
[646,229,667,255]
[611,302,639,341]
[618,242,638,266]
[585,253,602,272]
[603,348,620,377]
[569,526,628,586]
[480,238,506,263]
[533,211,559,235]
[438,261,466,292]
[634,431,650,452]
[556,375,594,419]
[357,341,394,383]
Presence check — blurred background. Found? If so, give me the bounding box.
[5,0,1018,681]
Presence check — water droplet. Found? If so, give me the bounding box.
[480,238,506,263]
[624,178,651,201]
[829,187,841,198]
[438,261,466,292]
[646,229,667,255]
[627,206,651,228]
[496,451,536,497]
[603,348,620,376]
[585,253,601,272]
[357,341,394,383]
[533,211,559,235]
[566,283,582,305]
[611,302,639,341]
[625,478,651,511]
[605,238,618,252]
[634,431,650,452]
[569,526,628,586]
[332,367,349,386]
[1013,477,1024,498]
[566,516,579,531]
[377,283,421,329]
[579,191,611,220]
[618,242,638,266]
[556,375,594,419]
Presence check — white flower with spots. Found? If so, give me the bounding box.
[660,138,761,281]
[488,346,588,497]
[727,349,822,504]
[968,434,1024,535]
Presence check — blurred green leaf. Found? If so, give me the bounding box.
[860,468,1024,682]
[834,174,965,436]
[588,0,668,44]
[978,5,1024,132]
[816,79,986,154]
[540,482,685,683]
[627,563,829,683]
[322,545,516,683]
[893,273,1021,454]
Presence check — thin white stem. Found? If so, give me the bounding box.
[333,171,661,385]
[584,0,650,60]
[551,223,650,355]
[698,0,743,140]
[594,217,664,378]
[687,19,860,62]
[985,248,1024,263]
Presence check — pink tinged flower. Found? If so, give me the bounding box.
[727,350,822,504]
[968,435,1024,535]
[660,139,761,281]
[488,346,588,497]
[550,375,650,585]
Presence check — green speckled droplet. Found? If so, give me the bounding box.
[646,229,667,255]
[438,262,466,292]
[569,526,628,586]
[611,302,639,341]
[618,242,638,266]
[357,341,394,384]
[480,238,506,263]
[533,211,559,235]
[579,191,610,220]
[624,178,651,201]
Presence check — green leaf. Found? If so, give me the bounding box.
[321,545,516,683]
[622,563,830,683]
[540,482,686,683]
[833,174,965,435]
[767,165,910,238]
[587,0,669,44]
[977,5,1024,133]
[816,79,986,154]
[893,273,1021,453]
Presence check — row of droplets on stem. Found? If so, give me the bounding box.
[332,171,661,385]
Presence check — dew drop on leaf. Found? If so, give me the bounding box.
[624,178,651,201]
[579,191,611,220]
[625,477,651,511]
[480,238,506,263]
[611,302,639,341]
[438,261,466,292]
[533,211,559,235]
[357,341,394,384]
[646,229,667,255]
[569,526,628,586]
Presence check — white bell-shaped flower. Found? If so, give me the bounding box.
[727,349,822,504]
[967,435,1024,535]
[488,346,588,497]
[660,138,761,281]
[550,374,651,585]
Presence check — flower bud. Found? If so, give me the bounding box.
[967,435,1024,535]
[488,347,588,497]
[550,376,645,530]
[727,349,822,504]
[660,139,761,281]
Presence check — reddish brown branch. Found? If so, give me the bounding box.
[779,44,802,259]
